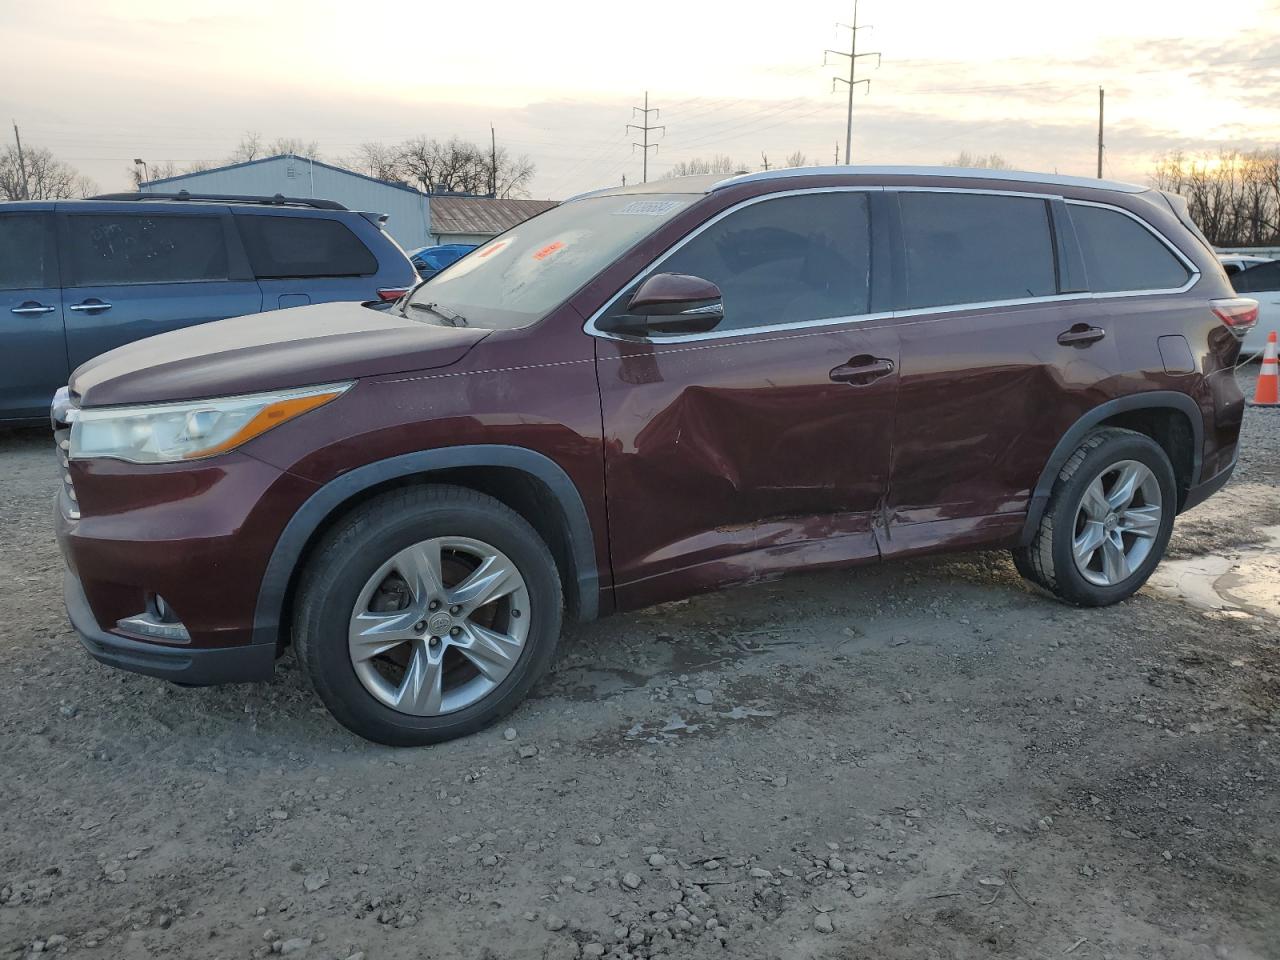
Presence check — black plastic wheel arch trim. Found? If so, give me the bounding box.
[252,445,601,648]
[1018,391,1204,547]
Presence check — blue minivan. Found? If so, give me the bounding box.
[0,193,416,423]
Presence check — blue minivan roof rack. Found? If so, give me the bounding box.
[91,190,348,211]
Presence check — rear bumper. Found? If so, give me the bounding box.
[64,567,276,685]
[1181,456,1237,513]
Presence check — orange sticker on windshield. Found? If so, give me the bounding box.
[532,241,565,260]
[478,239,510,259]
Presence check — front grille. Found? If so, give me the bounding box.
[50,387,80,519]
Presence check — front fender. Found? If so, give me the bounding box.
[251,445,601,647]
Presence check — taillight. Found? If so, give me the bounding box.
[377,287,410,302]
[1211,297,1258,331]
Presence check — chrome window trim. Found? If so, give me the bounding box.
[1063,198,1200,296]
[582,186,1198,345]
[710,165,1148,195]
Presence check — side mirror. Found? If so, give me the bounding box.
[596,273,724,337]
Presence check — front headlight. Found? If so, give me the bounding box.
[69,382,352,464]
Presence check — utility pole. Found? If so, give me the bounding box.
[627,91,664,183]
[12,122,28,200]
[824,0,881,164]
[490,123,498,197]
[1096,87,1105,179]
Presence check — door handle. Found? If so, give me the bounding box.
[1057,324,1106,346]
[829,355,895,385]
[10,302,56,316]
[68,299,113,313]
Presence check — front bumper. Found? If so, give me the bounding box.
[64,567,276,685]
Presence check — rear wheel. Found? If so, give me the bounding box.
[1013,428,1176,606]
[294,485,562,746]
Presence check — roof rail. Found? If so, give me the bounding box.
[90,190,349,211]
[709,165,1149,195]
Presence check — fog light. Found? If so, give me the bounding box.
[117,594,190,643]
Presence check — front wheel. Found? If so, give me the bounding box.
[1013,428,1176,606]
[293,485,562,746]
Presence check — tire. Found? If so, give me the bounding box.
[293,485,562,746]
[1012,428,1176,607]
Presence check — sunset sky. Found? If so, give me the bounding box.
[3,0,1278,198]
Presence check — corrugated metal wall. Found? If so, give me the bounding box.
[433,231,495,246]
[140,156,432,250]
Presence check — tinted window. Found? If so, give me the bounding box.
[0,214,51,290]
[1231,259,1280,294]
[1069,203,1191,293]
[67,215,228,286]
[237,216,377,279]
[620,191,871,332]
[899,193,1056,309]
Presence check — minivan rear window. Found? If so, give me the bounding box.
[899,192,1056,310]
[237,216,377,279]
[66,214,229,286]
[1068,203,1191,293]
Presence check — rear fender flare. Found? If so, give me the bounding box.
[1019,391,1203,546]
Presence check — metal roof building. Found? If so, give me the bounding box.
[140,155,434,250]
[140,155,560,252]
[426,196,558,246]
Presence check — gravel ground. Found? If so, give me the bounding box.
[1,368,1277,960]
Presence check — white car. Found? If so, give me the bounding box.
[1218,253,1273,277]
[1231,259,1280,357]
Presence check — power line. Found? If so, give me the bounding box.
[824,0,881,164]
[626,91,665,184]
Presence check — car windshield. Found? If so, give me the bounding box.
[403,193,697,328]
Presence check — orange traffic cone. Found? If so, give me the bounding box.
[1253,331,1279,406]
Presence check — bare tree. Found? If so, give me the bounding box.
[264,137,320,159]
[227,132,319,162]
[785,151,808,168]
[392,136,533,196]
[492,146,535,198]
[946,151,1013,170]
[123,158,221,190]
[344,142,406,183]
[229,132,263,163]
[663,155,742,178]
[0,144,88,200]
[1150,148,1280,246]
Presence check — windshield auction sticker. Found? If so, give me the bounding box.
[613,200,682,216]
[532,241,566,261]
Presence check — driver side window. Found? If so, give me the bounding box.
[606,191,872,333]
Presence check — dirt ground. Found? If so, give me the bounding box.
[1,368,1277,960]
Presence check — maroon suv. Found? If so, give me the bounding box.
[54,166,1256,745]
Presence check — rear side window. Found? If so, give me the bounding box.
[637,191,872,332]
[237,216,377,279]
[1068,203,1191,293]
[899,193,1056,309]
[0,214,52,290]
[66,215,229,286]
[1231,259,1280,294]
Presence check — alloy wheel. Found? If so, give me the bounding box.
[1071,459,1163,587]
[347,537,531,716]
